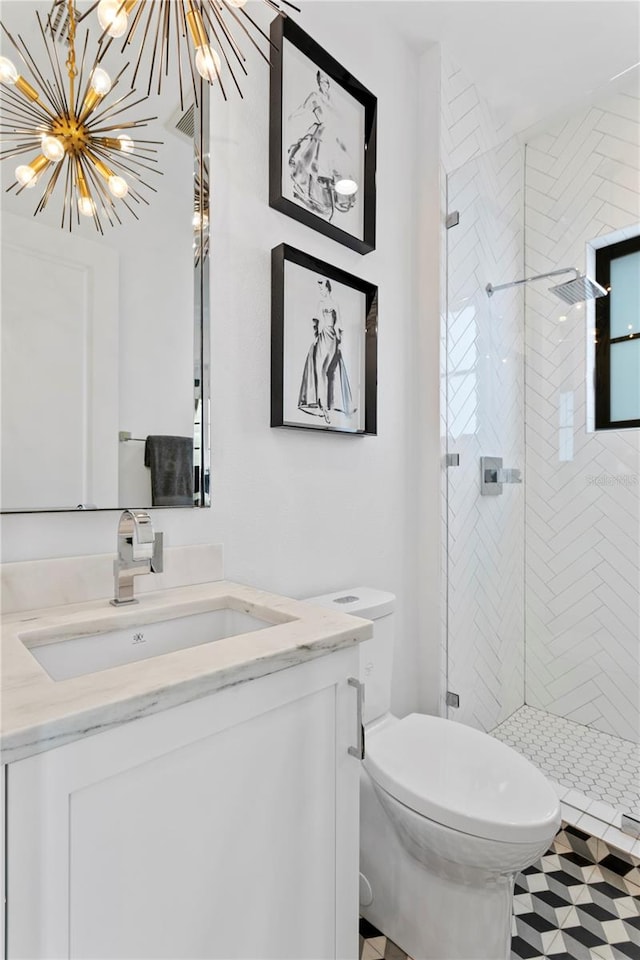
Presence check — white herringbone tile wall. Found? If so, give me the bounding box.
[524,81,640,742]
[442,51,526,731]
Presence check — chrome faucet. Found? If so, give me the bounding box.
[110,509,163,606]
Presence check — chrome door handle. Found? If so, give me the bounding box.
[348,677,365,760]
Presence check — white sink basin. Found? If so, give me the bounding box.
[23,608,275,681]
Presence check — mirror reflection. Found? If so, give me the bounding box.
[0,0,210,512]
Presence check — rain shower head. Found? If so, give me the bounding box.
[549,275,608,305]
[486,267,609,304]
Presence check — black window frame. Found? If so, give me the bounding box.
[594,234,640,431]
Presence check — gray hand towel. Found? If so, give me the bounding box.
[144,435,194,507]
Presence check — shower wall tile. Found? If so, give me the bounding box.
[440,50,512,175]
[524,81,640,743]
[440,49,525,731]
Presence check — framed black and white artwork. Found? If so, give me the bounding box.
[271,244,378,435]
[269,18,377,255]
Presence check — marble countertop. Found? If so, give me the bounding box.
[1,580,372,764]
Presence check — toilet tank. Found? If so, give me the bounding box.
[305,588,396,725]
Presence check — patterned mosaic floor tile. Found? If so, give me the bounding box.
[359,921,414,960]
[359,829,640,960]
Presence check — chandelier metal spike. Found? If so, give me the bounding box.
[69,0,300,110]
[0,0,162,232]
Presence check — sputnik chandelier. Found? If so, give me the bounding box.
[79,0,299,107]
[0,0,161,231]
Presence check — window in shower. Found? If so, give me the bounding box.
[594,234,640,430]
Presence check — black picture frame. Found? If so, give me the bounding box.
[269,17,377,256]
[271,244,378,435]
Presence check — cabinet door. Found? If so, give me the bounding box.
[7,648,360,960]
[1,764,5,953]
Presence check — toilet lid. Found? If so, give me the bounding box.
[364,714,560,844]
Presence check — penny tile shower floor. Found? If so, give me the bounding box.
[358,825,640,960]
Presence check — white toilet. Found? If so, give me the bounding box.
[307,588,561,960]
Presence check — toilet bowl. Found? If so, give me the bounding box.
[362,713,560,960]
[306,589,561,960]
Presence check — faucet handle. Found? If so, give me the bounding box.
[112,510,163,606]
[121,509,154,560]
[130,510,154,544]
[151,532,164,573]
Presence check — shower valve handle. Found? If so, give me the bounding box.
[493,468,521,484]
[480,457,522,495]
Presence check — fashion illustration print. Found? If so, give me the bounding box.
[298,277,356,424]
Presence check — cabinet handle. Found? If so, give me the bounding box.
[348,677,365,760]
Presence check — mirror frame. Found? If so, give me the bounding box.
[0,82,211,514]
[193,79,211,509]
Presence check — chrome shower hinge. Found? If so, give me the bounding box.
[446,211,460,229]
[446,691,460,708]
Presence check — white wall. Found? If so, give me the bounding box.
[0,4,439,719]
[524,79,640,742]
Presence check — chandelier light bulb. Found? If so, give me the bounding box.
[78,195,95,217]
[335,178,358,196]
[0,56,18,85]
[90,67,112,96]
[97,0,129,38]
[108,174,129,199]
[194,45,222,83]
[41,135,65,163]
[117,134,134,153]
[15,164,37,188]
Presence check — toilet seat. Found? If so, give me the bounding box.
[364,714,560,844]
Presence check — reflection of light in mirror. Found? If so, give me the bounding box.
[0,4,161,232]
[90,67,112,96]
[195,46,222,83]
[1,27,209,512]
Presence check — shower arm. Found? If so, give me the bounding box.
[486,267,580,297]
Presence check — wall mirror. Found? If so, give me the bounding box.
[0,0,210,512]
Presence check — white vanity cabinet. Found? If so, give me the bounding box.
[5,647,361,960]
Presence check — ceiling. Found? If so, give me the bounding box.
[362,1,640,133]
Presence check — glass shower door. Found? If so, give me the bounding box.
[444,139,526,733]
